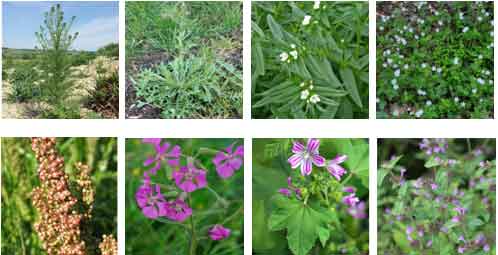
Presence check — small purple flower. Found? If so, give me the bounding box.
[458,235,465,242]
[288,139,325,176]
[347,201,367,219]
[343,186,356,193]
[165,199,192,222]
[419,138,447,155]
[454,206,466,215]
[452,216,461,223]
[213,145,244,179]
[209,224,231,240]
[326,155,348,180]
[135,184,168,219]
[448,159,457,166]
[426,240,433,247]
[483,244,490,252]
[384,208,391,215]
[342,193,359,207]
[406,226,414,235]
[430,183,438,190]
[473,148,483,156]
[143,138,181,175]
[457,246,465,254]
[172,162,207,193]
[278,188,291,197]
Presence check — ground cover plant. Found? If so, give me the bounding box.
[2,2,119,119]
[378,138,496,254]
[125,138,244,254]
[1,137,118,255]
[252,1,369,119]
[376,2,494,119]
[253,138,369,254]
[125,2,242,119]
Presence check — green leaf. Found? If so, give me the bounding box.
[253,43,265,76]
[253,199,276,250]
[317,227,330,247]
[339,67,363,108]
[425,156,442,168]
[382,155,403,169]
[266,15,285,44]
[468,218,484,229]
[378,169,388,187]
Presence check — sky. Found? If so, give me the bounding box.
[3,1,119,51]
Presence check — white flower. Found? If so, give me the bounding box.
[391,79,397,85]
[309,94,320,103]
[394,69,400,77]
[454,97,459,102]
[382,63,388,68]
[462,27,469,33]
[453,58,459,65]
[460,102,466,107]
[380,26,384,31]
[438,20,443,26]
[437,67,442,73]
[289,50,298,60]
[393,84,399,90]
[280,52,289,62]
[431,66,436,71]
[415,35,419,40]
[302,15,311,26]
[472,88,477,94]
[459,12,464,20]
[489,80,493,84]
[421,63,427,68]
[477,78,485,85]
[392,110,399,116]
[415,110,424,118]
[309,85,314,90]
[300,90,310,100]
[404,64,409,70]
[290,44,296,49]
[478,16,483,22]
[426,100,432,106]
[478,54,483,59]
[387,58,393,64]
[313,1,320,10]
[435,28,440,33]
[299,82,306,87]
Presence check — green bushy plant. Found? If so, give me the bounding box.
[126,2,242,119]
[85,65,119,119]
[96,43,119,58]
[6,63,40,103]
[376,2,494,119]
[378,139,496,254]
[252,2,369,119]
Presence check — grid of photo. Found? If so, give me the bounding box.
[0,1,496,255]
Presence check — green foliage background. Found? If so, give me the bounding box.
[125,138,244,254]
[252,2,369,119]
[1,137,117,255]
[252,138,369,255]
[378,139,496,254]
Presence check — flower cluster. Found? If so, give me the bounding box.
[30,137,116,255]
[99,234,118,255]
[135,138,243,241]
[299,80,320,104]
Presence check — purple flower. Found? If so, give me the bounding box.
[135,184,168,219]
[165,199,192,222]
[406,226,414,235]
[209,224,231,240]
[347,201,367,219]
[343,186,356,193]
[440,226,449,233]
[342,193,359,207]
[143,138,181,175]
[458,235,465,242]
[288,139,325,176]
[278,188,291,197]
[172,162,207,193]
[484,244,490,252]
[426,240,433,247]
[213,145,244,179]
[430,183,438,190]
[419,138,447,155]
[454,206,466,215]
[326,155,348,180]
[457,246,465,254]
[448,159,457,166]
[451,216,461,223]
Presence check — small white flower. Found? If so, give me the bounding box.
[459,12,464,20]
[489,80,493,84]
[415,35,419,40]
[380,26,384,31]
[382,63,388,68]
[460,102,466,107]
[408,28,413,33]
[392,110,399,116]
[289,50,298,60]
[309,85,314,90]
[462,27,469,33]
[421,32,425,37]
[393,84,399,90]
[313,1,320,10]
[478,16,483,22]
[431,66,436,71]
[472,88,477,94]
[280,52,289,62]
[454,97,459,103]
[309,94,320,103]
[290,44,296,49]
[415,110,424,118]
[478,54,483,60]
[426,100,432,106]
[302,15,312,26]
[387,58,393,64]
[299,82,306,87]
[477,78,485,85]
[404,64,409,70]
[394,69,400,77]
[391,79,397,85]
[438,20,443,26]
[393,64,399,69]
[453,58,459,65]
[437,67,442,73]
[421,63,427,68]
[435,28,440,33]
[300,89,310,100]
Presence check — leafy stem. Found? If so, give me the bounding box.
[188,193,197,255]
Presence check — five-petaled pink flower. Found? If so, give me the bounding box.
[288,139,325,176]
[165,199,192,222]
[143,138,181,175]
[135,184,168,219]
[173,162,207,193]
[213,145,244,179]
[209,224,231,240]
[326,155,348,180]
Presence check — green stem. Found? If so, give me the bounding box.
[466,139,472,153]
[188,193,197,255]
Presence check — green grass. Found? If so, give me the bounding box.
[125,2,243,119]
[1,138,117,255]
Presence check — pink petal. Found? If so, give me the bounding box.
[234,145,244,157]
[292,141,305,153]
[301,158,313,176]
[312,154,325,167]
[142,138,161,145]
[142,205,159,219]
[156,142,170,154]
[143,157,156,166]
[217,164,235,179]
[332,154,348,164]
[228,157,243,171]
[225,145,234,154]
[306,138,320,152]
[195,170,207,188]
[288,154,303,169]
[213,151,228,165]
[169,145,181,157]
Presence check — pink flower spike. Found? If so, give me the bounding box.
[173,162,207,193]
[279,188,292,197]
[327,154,348,180]
[209,224,231,241]
[343,186,356,193]
[213,145,244,179]
[287,139,325,176]
[165,199,192,222]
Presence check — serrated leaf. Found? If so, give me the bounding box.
[339,67,363,108]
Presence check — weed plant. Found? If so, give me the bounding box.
[378,139,496,254]
[252,2,369,119]
[126,2,242,119]
[377,2,494,119]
